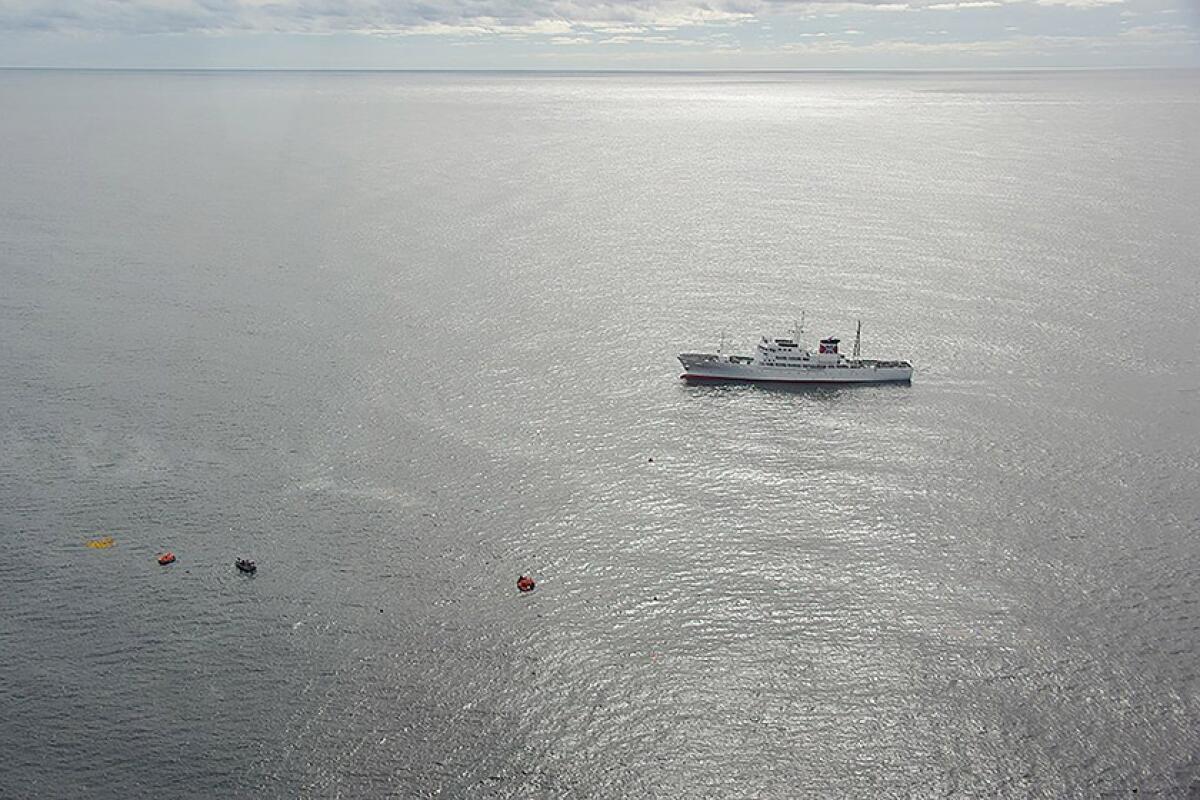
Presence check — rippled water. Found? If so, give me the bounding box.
[1,69,1199,797]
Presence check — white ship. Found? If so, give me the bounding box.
[679,320,913,385]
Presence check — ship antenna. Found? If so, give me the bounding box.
[853,320,862,358]
[796,310,805,342]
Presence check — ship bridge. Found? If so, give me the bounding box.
[756,333,843,368]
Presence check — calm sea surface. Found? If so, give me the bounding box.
[1,69,1198,798]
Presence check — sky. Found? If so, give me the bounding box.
[0,0,1198,69]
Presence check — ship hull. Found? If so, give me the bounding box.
[679,360,912,384]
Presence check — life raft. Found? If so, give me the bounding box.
[235,559,257,574]
[516,575,535,593]
[157,552,176,565]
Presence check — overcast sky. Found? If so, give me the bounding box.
[0,0,1197,69]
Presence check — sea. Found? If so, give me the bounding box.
[1,69,1198,798]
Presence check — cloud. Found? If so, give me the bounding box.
[925,1,1002,9]
[1119,22,1198,42]
[10,0,1195,70]
[770,31,1085,54]
[768,23,1200,58]
[0,0,755,36]
[0,0,1096,38]
[1032,0,1124,7]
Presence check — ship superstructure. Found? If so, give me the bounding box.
[678,320,912,385]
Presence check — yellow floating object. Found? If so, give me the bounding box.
[86,536,115,549]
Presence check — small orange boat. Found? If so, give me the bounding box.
[516,575,535,593]
[157,552,176,566]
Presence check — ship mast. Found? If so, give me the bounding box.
[852,320,862,358]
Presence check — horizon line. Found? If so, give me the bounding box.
[2,65,1196,74]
